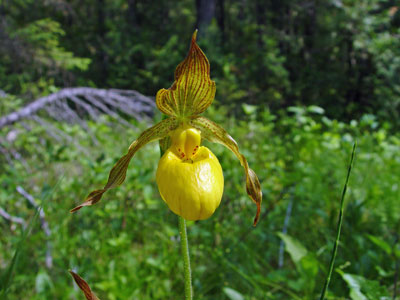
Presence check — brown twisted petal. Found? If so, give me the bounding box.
[69,270,100,300]
[156,30,216,117]
[190,116,262,226]
[70,117,179,212]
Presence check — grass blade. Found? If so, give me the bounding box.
[0,177,63,297]
[319,142,357,300]
[0,207,40,296]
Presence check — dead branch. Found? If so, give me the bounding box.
[84,94,135,128]
[0,87,155,129]
[0,207,26,227]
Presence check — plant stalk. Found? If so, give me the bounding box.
[178,216,193,300]
[319,142,356,300]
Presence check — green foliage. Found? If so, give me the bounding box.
[1,0,399,123]
[277,233,319,295]
[277,233,308,264]
[13,18,90,71]
[1,107,398,299]
[337,270,390,300]
[1,0,400,298]
[0,5,91,96]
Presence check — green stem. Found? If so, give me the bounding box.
[319,142,356,300]
[178,216,193,300]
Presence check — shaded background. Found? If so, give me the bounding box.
[0,0,399,299]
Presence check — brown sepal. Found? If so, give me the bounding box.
[69,270,100,300]
[190,116,262,226]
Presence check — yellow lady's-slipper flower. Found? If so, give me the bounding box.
[157,124,224,221]
[71,30,262,225]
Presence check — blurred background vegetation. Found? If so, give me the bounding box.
[0,0,399,299]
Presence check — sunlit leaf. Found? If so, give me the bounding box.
[307,105,325,114]
[223,287,244,300]
[156,30,216,117]
[242,104,257,115]
[337,269,390,300]
[277,232,308,264]
[190,116,262,225]
[71,117,179,212]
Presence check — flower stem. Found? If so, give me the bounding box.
[178,216,193,300]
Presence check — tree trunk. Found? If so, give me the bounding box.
[196,0,216,37]
[97,0,108,85]
[216,0,225,38]
[127,0,138,28]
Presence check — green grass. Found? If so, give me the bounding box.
[319,142,356,299]
[0,178,62,298]
[0,108,397,299]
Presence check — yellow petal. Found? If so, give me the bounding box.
[156,146,224,221]
[170,124,201,160]
[70,117,179,212]
[190,116,262,226]
[156,31,216,117]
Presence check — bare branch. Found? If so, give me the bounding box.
[0,87,155,129]
[0,207,26,227]
[68,95,100,119]
[84,95,135,128]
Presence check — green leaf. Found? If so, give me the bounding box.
[307,105,325,114]
[340,273,367,300]
[35,269,53,294]
[367,234,392,255]
[338,270,390,300]
[242,104,257,115]
[300,254,319,278]
[223,287,244,300]
[277,232,308,264]
[287,106,305,115]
